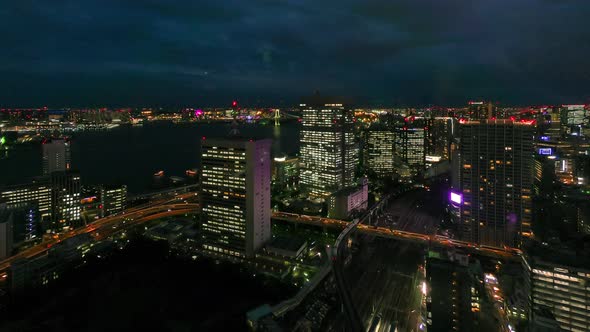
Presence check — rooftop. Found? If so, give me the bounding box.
[526,239,590,271]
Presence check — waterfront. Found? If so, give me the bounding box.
[0,121,301,193]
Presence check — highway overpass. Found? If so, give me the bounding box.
[0,192,200,278]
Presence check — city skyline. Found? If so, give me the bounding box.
[1,2,590,331]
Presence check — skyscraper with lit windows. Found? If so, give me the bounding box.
[42,138,71,175]
[299,99,358,197]
[456,120,534,248]
[50,171,81,230]
[200,137,271,258]
[364,125,394,176]
[394,118,426,174]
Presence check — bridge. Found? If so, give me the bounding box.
[0,191,200,278]
[128,184,200,201]
[271,212,521,260]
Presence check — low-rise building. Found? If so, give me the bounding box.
[328,178,368,219]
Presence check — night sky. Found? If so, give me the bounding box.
[1,0,589,107]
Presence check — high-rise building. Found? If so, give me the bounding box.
[523,244,590,332]
[200,137,272,258]
[101,185,127,217]
[299,99,358,197]
[50,171,81,230]
[427,117,455,161]
[42,138,71,175]
[394,119,426,174]
[455,120,534,248]
[560,105,587,138]
[364,125,394,176]
[0,204,14,260]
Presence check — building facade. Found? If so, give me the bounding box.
[200,138,272,258]
[457,120,534,248]
[101,185,127,217]
[0,205,14,260]
[272,155,299,190]
[395,122,426,174]
[523,248,590,332]
[427,117,455,161]
[50,171,81,230]
[364,127,394,176]
[328,178,369,219]
[0,178,52,234]
[299,101,358,197]
[560,105,587,138]
[42,138,71,175]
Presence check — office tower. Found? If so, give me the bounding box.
[0,204,14,260]
[50,171,81,230]
[533,156,555,197]
[394,119,426,174]
[299,99,358,197]
[523,244,590,332]
[42,138,71,175]
[101,184,127,217]
[272,155,299,190]
[364,125,394,176]
[457,120,534,248]
[560,105,587,137]
[428,117,455,161]
[200,137,272,258]
[0,178,52,232]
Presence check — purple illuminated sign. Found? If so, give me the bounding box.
[449,191,463,205]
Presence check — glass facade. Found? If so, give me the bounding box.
[299,105,358,197]
[364,129,394,175]
[395,126,426,172]
[200,138,271,258]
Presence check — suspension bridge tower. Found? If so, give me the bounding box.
[274,109,280,126]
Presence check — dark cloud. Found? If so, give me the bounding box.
[0,0,589,106]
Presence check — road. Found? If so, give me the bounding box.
[0,191,200,278]
[272,212,521,260]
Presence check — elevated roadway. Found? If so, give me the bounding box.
[0,192,200,278]
[272,212,521,260]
